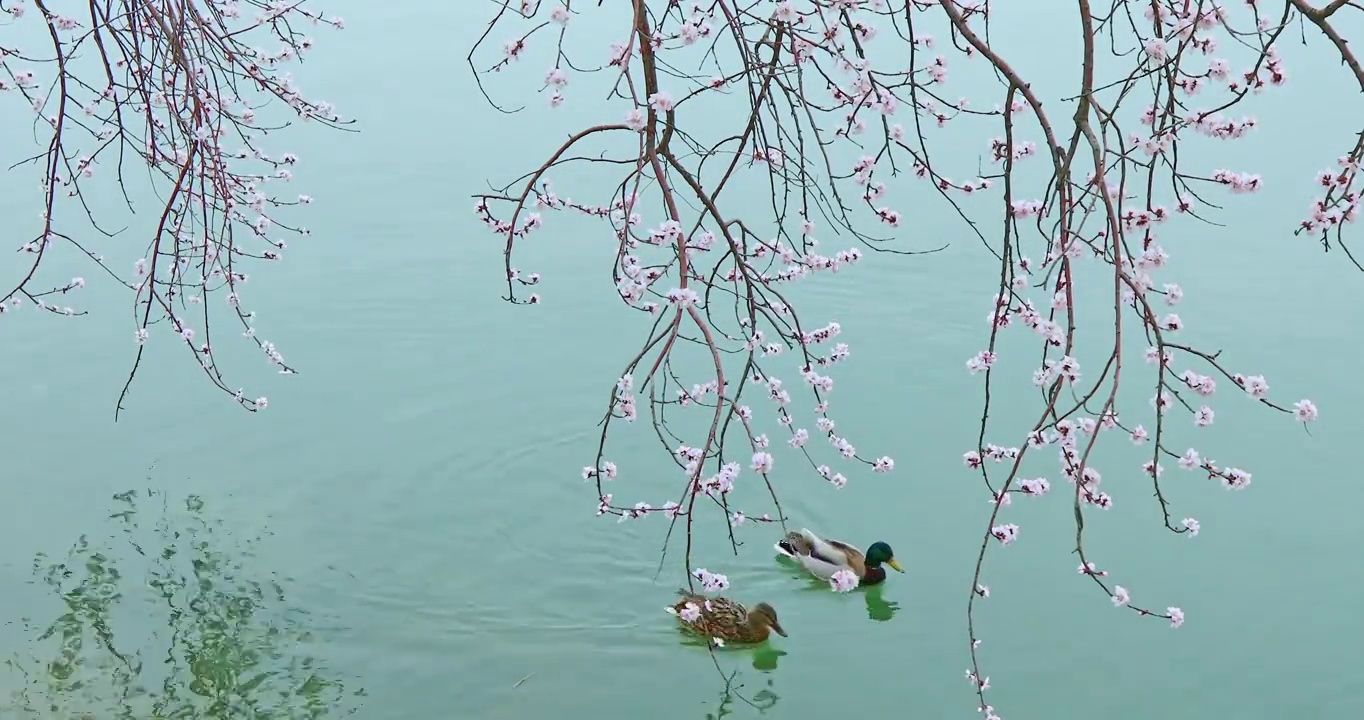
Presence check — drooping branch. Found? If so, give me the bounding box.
[1,0,352,418]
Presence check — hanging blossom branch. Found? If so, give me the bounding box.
[473,0,936,604]
[956,0,1348,715]
[472,0,1350,713]
[0,0,350,418]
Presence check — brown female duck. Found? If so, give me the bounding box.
[666,588,787,644]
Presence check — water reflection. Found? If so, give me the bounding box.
[704,671,779,719]
[863,585,900,622]
[773,552,901,622]
[675,630,788,671]
[750,646,786,672]
[672,621,784,717]
[2,489,361,718]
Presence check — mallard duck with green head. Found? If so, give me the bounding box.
[666,588,788,644]
[774,528,903,586]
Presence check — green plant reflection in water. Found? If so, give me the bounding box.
[3,489,361,719]
[863,585,900,622]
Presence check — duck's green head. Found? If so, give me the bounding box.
[866,541,904,573]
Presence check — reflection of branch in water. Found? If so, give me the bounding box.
[675,629,782,718]
[3,489,363,719]
[705,667,780,720]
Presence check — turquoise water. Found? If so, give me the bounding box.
[1,2,1362,718]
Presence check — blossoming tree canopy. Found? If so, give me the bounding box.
[472,0,1349,716]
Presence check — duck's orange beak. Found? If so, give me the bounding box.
[887,558,904,573]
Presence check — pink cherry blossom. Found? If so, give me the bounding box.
[966,350,996,374]
[1194,406,1215,427]
[830,569,859,593]
[1112,586,1131,607]
[648,91,674,113]
[990,524,1019,546]
[1294,399,1319,423]
[691,568,729,593]
[1017,478,1050,496]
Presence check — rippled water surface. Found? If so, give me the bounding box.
[1,2,1362,718]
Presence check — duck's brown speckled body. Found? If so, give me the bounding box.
[667,589,787,644]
